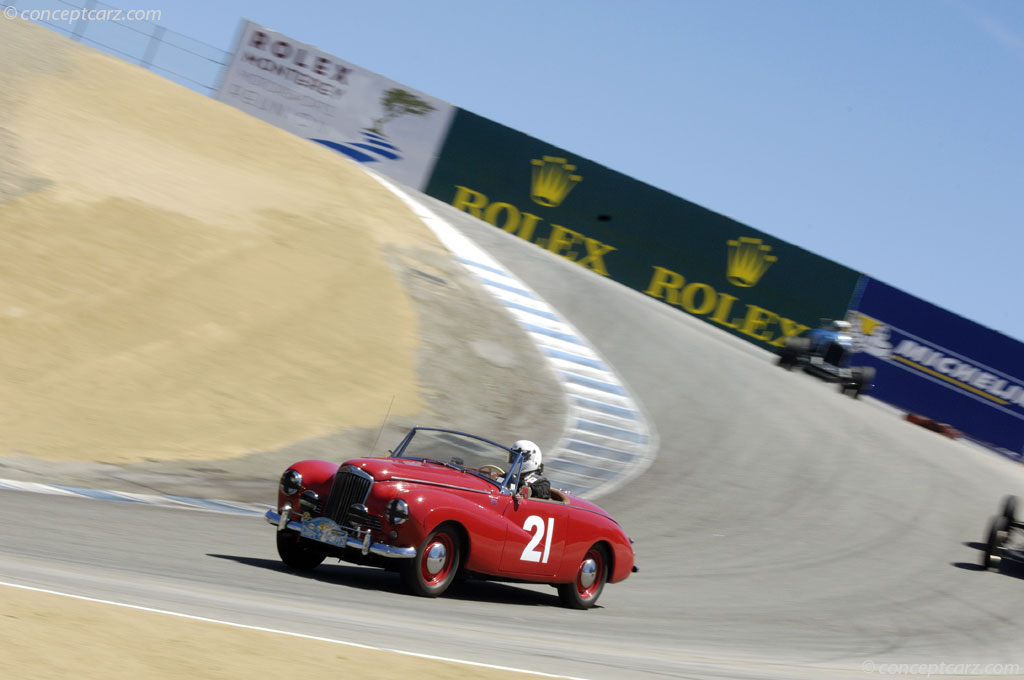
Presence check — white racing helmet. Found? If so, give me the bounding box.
[509,439,542,474]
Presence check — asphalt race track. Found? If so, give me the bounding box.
[4,190,1024,679]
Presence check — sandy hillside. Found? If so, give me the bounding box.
[0,19,570,680]
[0,17,554,466]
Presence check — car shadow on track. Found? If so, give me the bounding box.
[952,541,1024,577]
[207,554,565,607]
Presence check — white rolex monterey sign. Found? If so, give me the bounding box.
[216,20,455,190]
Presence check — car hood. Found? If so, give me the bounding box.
[343,457,497,492]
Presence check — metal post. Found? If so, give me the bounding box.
[140,25,165,69]
[70,0,97,41]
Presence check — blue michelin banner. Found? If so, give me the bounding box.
[846,278,1024,457]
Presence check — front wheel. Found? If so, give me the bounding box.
[276,531,326,571]
[855,366,876,394]
[1001,495,1018,524]
[401,525,462,597]
[983,515,1010,571]
[558,544,608,609]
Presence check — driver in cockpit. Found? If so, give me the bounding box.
[508,439,551,499]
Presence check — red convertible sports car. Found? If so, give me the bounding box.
[265,426,637,608]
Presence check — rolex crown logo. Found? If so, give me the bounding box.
[726,237,777,287]
[530,156,582,207]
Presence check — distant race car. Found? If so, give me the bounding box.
[905,413,961,439]
[776,319,876,398]
[981,495,1024,571]
[265,426,637,609]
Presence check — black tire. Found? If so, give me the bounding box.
[777,337,809,371]
[824,341,846,366]
[1002,495,1018,524]
[983,515,1009,571]
[557,544,609,609]
[401,525,462,598]
[856,366,876,393]
[784,337,811,353]
[276,531,327,571]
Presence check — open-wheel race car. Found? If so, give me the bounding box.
[776,319,876,398]
[265,426,637,609]
[981,495,1024,571]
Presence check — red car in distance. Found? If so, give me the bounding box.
[266,427,637,609]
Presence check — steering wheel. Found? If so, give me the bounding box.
[478,464,506,478]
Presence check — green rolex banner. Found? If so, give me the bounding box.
[425,110,861,350]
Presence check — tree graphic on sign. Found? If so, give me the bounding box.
[368,88,437,135]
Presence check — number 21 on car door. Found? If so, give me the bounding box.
[500,500,569,576]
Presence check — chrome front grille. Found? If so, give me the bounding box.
[323,465,373,526]
[346,505,383,531]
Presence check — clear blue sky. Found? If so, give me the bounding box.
[30,0,1024,341]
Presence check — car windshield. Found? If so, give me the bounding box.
[388,427,523,490]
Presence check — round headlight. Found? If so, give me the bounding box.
[279,469,302,496]
[386,498,409,525]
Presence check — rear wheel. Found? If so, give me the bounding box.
[401,525,461,597]
[777,338,809,371]
[824,341,846,366]
[558,544,608,609]
[777,352,796,370]
[983,515,1010,571]
[276,531,326,571]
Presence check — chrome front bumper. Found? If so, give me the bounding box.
[265,509,416,559]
